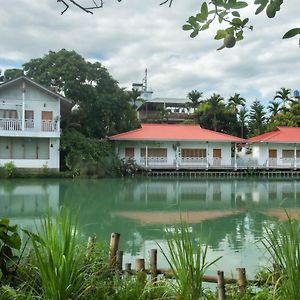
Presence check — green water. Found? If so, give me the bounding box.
[1,177,300,278]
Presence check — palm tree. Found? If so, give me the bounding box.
[207,93,224,131]
[238,105,248,138]
[267,100,282,117]
[228,93,246,114]
[274,87,291,109]
[129,88,141,109]
[186,90,203,110]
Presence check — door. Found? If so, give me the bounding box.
[269,149,277,167]
[213,149,222,166]
[125,147,134,160]
[42,111,53,131]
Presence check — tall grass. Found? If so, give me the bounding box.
[159,221,221,300]
[26,208,85,300]
[262,213,300,299]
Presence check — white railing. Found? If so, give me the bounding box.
[181,157,207,164]
[140,157,168,164]
[42,120,55,132]
[0,118,21,131]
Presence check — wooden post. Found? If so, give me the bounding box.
[125,263,131,274]
[109,232,120,268]
[136,258,146,286]
[116,250,123,273]
[217,270,226,300]
[136,258,145,271]
[236,268,246,297]
[150,249,158,283]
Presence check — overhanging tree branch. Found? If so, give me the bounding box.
[57,0,104,15]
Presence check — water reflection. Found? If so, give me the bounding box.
[1,177,300,276]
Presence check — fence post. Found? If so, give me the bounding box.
[125,263,132,275]
[109,232,120,268]
[217,270,226,300]
[136,258,146,286]
[236,268,246,297]
[150,249,158,283]
[116,250,123,273]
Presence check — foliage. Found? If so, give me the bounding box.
[195,93,240,136]
[159,221,222,300]
[0,219,21,280]
[3,162,16,179]
[248,100,266,136]
[261,213,300,299]
[177,0,296,49]
[24,208,86,300]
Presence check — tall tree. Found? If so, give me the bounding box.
[186,89,203,110]
[238,105,248,138]
[248,100,266,136]
[228,93,246,114]
[274,87,291,110]
[268,100,282,117]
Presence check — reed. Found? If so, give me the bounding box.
[159,221,221,300]
[26,208,85,300]
[262,213,300,299]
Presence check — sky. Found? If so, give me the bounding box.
[1,0,299,107]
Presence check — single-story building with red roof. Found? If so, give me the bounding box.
[109,123,245,170]
[246,126,300,169]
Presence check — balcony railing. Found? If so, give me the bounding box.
[181,157,207,164]
[0,118,21,131]
[0,118,57,132]
[140,157,168,164]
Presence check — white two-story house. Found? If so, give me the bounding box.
[0,76,72,170]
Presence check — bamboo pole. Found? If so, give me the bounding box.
[109,232,120,268]
[217,270,226,300]
[149,249,158,283]
[236,268,246,297]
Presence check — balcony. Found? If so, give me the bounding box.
[0,118,59,136]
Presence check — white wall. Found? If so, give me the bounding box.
[117,140,234,169]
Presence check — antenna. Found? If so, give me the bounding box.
[142,68,147,91]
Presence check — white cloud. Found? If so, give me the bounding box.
[1,0,299,107]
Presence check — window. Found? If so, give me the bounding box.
[140,148,167,157]
[282,150,294,158]
[181,148,206,158]
[0,109,18,119]
[125,147,134,159]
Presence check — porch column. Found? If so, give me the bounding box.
[234,143,237,171]
[266,143,269,169]
[206,142,209,170]
[294,145,297,170]
[21,81,26,131]
[176,146,179,170]
[145,145,148,168]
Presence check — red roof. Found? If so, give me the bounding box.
[248,127,300,143]
[109,124,244,142]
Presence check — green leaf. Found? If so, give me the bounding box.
[182,24,193,31]
[232,11,240,17]
[232,18,243,26]
[242,18,249,26]
[282,28,300,39]
[266,2,277,18]
[201,2,208,19]
[217,44,226,51]
[214,29,227,40]
[232,1,248,9]
[190,30,199,38]
[0,219,9,227]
